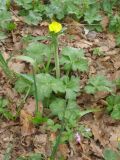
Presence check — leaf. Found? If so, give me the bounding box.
[106,95,120,120]
[62,76,80,99]
[49,98,66,120]
[16,56,37,67]
[78,125,92,139]
[103,148,120,160]
[24,11,42,25]
[0,10,12,30]
[116,78,120,87]
[20,98,42,136]
[6,22,16,31]
[85,75,114,94]
[51,78,65,93]
[25,42,52,64]
[31,112,47,125]
[102,0,115,14]
[15,77,32,94]
[109,15,120,34]
[0,97,14,120]
[0,1,7,10]
[36,73,53,100]
[36,73,66,100]
[60,47,88,72]
[0,31,7,40]
[65,100,80,120]
[84,6,102,24]
[15,73,65,100]
[47,119,61,132]
[45,0,65,19]
[15,0,33,10]
[0,97,8,108]
[17,153,42,160]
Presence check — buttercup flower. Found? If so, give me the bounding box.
[49,21,62,33]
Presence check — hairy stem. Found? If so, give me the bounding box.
[53,35,60,78]
[32,67,39,114]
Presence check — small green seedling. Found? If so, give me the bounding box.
[93,47,104,56]
[0,97,14,120]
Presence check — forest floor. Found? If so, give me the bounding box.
[0,8,120,160]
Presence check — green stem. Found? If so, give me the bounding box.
[53,35,60,78]
[50,124,64,160]
[45,54,51,73]
[32,67,39,114]
[0,53,14,80]
[50,103,67,160]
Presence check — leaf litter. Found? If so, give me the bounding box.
[0,6,120,160]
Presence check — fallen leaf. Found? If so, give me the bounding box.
[90,140,103,158]
[100,16,109,31]
[20,98,43,136]
[59,144,69,159]
[33,134,48,155]
[20,109,36,136]
[9,61,25,73]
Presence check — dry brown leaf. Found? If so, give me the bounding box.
[33,134,48,155]
[107,33,116,49]
[20,109,36,136]
[59,144,69,159]
[110,54,120,70]
[109,126,120,148]
[75,39,92,48]
[68,156,83,160]
[100,16,109,31]
[90,140,103,158]
[112,70,120,80]
[106,48,120,56]
[20,98,43,136]
[40,21,49,26]
[9,61,25,73]
[94,91,109,100]
[49,132,56,142]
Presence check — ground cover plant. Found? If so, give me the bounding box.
[0,0,120,160]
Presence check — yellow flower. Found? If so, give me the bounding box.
[49,21,62,33]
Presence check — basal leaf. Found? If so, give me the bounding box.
[36,74,65,100]
[85,75,114,94]
[49,98,66,120]
[60,47,88,72]
[25,42,52,64]
[62,76,80,99]
[84,6,102,24]
[24,11,42,25]
[109,15,120,34]
[36,73,53,100]
[106,95,120,120]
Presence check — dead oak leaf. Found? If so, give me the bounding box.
[20,98,43,136]
[20,109,36,136]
